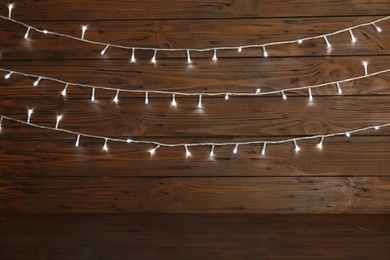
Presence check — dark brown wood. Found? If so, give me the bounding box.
[1,177,390,213]
[1,214,390,259]
[3,0,390,20]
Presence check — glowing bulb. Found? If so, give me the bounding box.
[233,144,238,154]
[43,30,48,34]
[372,23,382,32]
[145,92,149,104]
[24,27,31,39]
[198,95,202,108]
[103,138,108,151]
[61,84,69,97]
[171,94,177,107]
[149,145,160,156]
[346,132,351,137]
[210,145,215,157]
[151,50,157,64]
[261,143,267,156]
[282,91,287,100]
[374,126,380,130]
[294,140,300,152]
[131,48,136,63]
[324,36,331,48]
[91,88,95,101]
[127,139,132,143]
[0,116,3,130]
[55,115,62,129]
[225,94,229,100]
[262,46,268,57]
[81,25,87,39]
[4,72,12,79]
[317,137,324,150]
[297,39,303,44]
[363,61,368,75]
[101,45,109,55]
[27,109,33,123]
[33,77,41,87]
[349,29,357,43]
[8,4,13,18]
[75,135,80,147]
[308,88,313,101]
[256,88,261,94]
[185,145,191,157]
[186,50,192,64]
[336,82,342,94]
[238,47,242,52]
[212,49,217,61]
[113,90,119,103]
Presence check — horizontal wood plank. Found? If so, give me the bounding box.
[0,17,388,59]
[1,214,390,259]
[1,177,390,213]
[3,0,390,20]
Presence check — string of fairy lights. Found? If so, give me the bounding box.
[1,3,389,156]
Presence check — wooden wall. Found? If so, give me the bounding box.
[0,0,390,214]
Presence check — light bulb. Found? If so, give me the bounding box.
[149,145,160,155]
[43,30,48,34]
[8,4,13,18]
[374,126,380,130]
[282,91,287,100]
[81,25,87,39]
[238,47,242,52]
[61,84,69,97]
[75,135,80,147]
[261,143,267,155]
[294,140,300,152]
[308,88,313,101]
[145,92,149,104]
[33,77,41,87]
[198,95,202,108]
[131,48,136,63]
[336,82,342,94]
[297,39,303,44]
[372,23,382,32]
[349,29,357,43]
[113,90,119,103]
[91,88,95,101]
[233,144,238,154]
[363,61,368,75]
[262,46,268,57]
[317,137,324,150]
[27,109,33,123]
[151,50,157,64]
[171,94,177,107]
[55,115,62,129]
[24,27,31,39]
[256,88,261,94]
[225,94,229,100]
[185,145,191,157]
[324,36,331,48]
[4,72,12,79]
[210,145,215,157]
[346,132,351,137]
[186,50,192,64]
[127,139,132,143]
[212,49,217,61]
[103,139,108,151]
[101,45,109,55]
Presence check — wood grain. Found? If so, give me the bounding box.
[3,0,390,20]
[1,177,390,213]
[1,214,390,259]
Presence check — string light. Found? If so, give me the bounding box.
[91,87,95,101]
[346,132,351,137]
[151,49,157,64]
[61,84,69,97]
[349,29,357,43]
[293,140,301,152]
[145,91,149,104]
[27,109,33,123]
[323,36,332,48]
[363,61,368,75]
[336,82,342,94]
[186,49,192,64]
[372,23,382,32]
[256,88,261,94]
[8,4,13,18]
[24,27,31,39]
[262,46,268,57]
[103,138,108,151]
[1,114,389,156]
[100,45,109,55]
[261,143,267,155]
[131,48,136,63]
[75,134,80,147]
[149,145,160,155]
[33,77,41,87]
[2,14,387,60]
[55,115,62,129]
[4,72,12,79]
[185,145,191,157]
[1,67,389,108]
[308,88,313,101]
[171,94,177,107]
[81,25,87,40]
[0,116,3,130]
[210,145,215,157]
[113,90,119,103]
[212,49,217,61]
[317,137,324,150]
[238,47,242,52]
[233,144,239,154]
[198,95,202,108]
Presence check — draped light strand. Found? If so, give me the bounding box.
[1,63,387,105]
[0,114,388,156]
[0,13,388,60]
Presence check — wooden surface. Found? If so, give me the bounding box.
[0,1,390,215]
[1,214,390,259]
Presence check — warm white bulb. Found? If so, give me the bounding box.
[294,140,300,152]
[149,145,159,155]
[256,88,261,94]
[349,30,357,43]
[297,39,303,44]
[346,132,351,137]
[91,88,95,101]
[363,61,368,75]
[24,27,31,39]
[33,78,41,87]
[8,4,13,18]
[81,25,87,39]
[145,92,149,104]
[262,46,268,57]
[373,23,382,32]
[113,90,119,103]
[186,50,192,64]
[4,72,12,79]
[103,139,108,151]
[210,145,215,157]
[324,36,331,48]
[238,47,242,52]
[75,135,80,147]
[212,49,217,61]
[151,50,157,64]
[61,84,69,97]
[131,48,136,63]
[101,45,109,55]
[374,126,380,130]
[233,144,238,154]
[317,137,324,150]
[27,109,33,123]
[55,115,62,129]
[282,91,287,100]
[127,139,132,143]
[336,82,342,94]
[185,145,191,157]
[171,94,177,107]
[198,95,202,108]
[43,30,48,34]
[308,88,313,101]
[261,143,267,156]
[225,94,229,100]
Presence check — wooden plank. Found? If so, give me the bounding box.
[0,17,388,59]
[1,177,390,213]
[1,57,389,96]
[3,0,390,20]
[1,214,390,259]
[1,136,390,177]
[1,97,390,137]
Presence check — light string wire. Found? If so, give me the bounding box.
[0,13,388,57]
[0,114,389,153]
[1,65,389,101]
